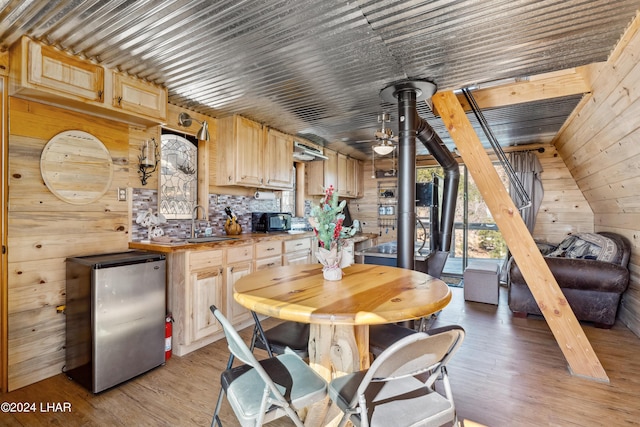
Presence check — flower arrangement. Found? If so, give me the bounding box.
[308,185,359,277]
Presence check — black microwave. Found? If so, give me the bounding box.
[251,212,292,232]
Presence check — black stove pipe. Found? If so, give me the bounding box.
[396,89,418,270]
[415,118,459,253]
[394,88,459,271]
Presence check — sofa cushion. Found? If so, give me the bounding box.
[547,233,619,263]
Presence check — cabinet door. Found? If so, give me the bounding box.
[235,116,264,186]
[324,149,338,190]
[355,159,364,198]
[191,267,223,342]
[306,160,326,195]
[226,261,253,325]
[338,153,348,195]
[112,72,167,121]
[264,128,294,189]
[346,157,357,197]
[28,40,104,102]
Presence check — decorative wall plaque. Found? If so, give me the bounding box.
[40,130,113,205]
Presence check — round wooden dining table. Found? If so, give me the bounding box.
[234,263,451,375]
[234,263,451,426]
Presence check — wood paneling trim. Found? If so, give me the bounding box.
[1,73,9,391]
[435,68,591,115]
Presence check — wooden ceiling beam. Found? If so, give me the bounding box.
[432,89,609,382]
[432,66,594,115]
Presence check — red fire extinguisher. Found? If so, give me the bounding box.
[165,314,173,361]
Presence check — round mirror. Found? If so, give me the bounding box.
[40,130,113,205]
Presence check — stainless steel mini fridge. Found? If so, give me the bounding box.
[65,251,166,393]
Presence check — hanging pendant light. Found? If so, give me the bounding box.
[373,112,397,156]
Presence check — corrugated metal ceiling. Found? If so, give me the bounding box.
[0,0,637,158]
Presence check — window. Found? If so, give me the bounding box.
[417,164,508,275]
[159,132,198,219]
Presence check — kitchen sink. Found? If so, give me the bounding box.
[186,236,238,243]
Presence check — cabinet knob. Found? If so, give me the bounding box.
[116,96,122,105]
[97,90,103,101]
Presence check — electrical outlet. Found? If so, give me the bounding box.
[117,187,127,201]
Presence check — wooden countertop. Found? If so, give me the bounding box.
[129,231,378,253]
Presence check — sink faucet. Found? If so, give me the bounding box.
[191,205,206,238]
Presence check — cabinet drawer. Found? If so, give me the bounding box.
[255,241,282,258]
[189,250,223,270]
[226,245,254,263]
[112,72,167,121]
[284,238,311,253]
[255,256,282,271]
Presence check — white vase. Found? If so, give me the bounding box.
[323,266,343,281]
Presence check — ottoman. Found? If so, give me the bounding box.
[464,263,499,305]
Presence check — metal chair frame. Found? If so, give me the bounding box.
[210,305,323,427]
[329,327,465,427]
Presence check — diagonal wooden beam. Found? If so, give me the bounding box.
[432,67,593,115]
[432,90,608,382]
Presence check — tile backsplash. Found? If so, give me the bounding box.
[131,189,310,241]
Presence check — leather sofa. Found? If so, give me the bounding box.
[508,232,631,328]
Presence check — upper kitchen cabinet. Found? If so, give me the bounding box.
[217,115,294,190]
[307,149,362,198]
[9,36,167,126]
[10,36,104,102]
[263,128,294,189]
[111,72,167,122]
[338,153,357,198]
[307,149,338,195]
[217,115,264,187]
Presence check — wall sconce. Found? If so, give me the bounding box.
[178,112,210,141]
[138,138,159,186]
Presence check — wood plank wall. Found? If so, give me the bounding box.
[553,13,640,337]
[6,98,154,390]
[533,146,594,243]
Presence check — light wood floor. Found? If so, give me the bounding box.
[3,286,640,427]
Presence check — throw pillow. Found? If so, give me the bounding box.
[547,233,618,262]
[535,241,557,255]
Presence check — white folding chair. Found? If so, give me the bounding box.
[329,327,465,427]
[210,305,326,427]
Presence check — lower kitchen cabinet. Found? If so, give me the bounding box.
[170,249,224,356]
[191,265,223,341]
[283,237,312,265]
[225,245,254,325]
[166,235,315,356]
[255,240,283,271]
